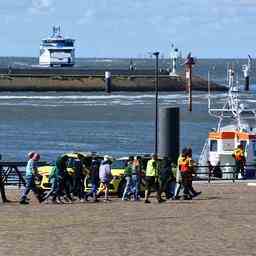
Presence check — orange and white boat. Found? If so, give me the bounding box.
[198,67,256,178]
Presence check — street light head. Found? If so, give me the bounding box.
[153,52,160,57]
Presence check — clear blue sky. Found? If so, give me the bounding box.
[1,0,255,58]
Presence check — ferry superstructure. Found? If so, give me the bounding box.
[198,66,256,178]
[39,26,75,67]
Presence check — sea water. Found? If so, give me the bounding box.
[0,57,255,161]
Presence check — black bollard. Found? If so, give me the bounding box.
[158,107,179,162]
[105,71,112,93]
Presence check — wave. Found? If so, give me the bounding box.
[0,93,198,100]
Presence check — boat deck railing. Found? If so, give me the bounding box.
[194,164,256,183]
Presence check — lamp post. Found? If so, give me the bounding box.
[153,51,159,157]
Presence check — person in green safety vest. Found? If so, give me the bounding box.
[144,154,161,203]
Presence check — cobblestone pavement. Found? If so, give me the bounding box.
[0,183,256,256]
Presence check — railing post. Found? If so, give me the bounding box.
[232,166,235,183]
[207,162,211,183]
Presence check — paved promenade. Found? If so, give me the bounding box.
[0,183,255,256]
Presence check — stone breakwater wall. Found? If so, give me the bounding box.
[0,74,227,92]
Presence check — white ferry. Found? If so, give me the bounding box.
[198,66,256,179]
[39,26,75,67]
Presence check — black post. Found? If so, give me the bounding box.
[153,52,159,157]
[159,107,179,162]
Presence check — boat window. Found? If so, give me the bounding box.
[210,140,217,152]
[40,49,45,55]
[239,140,247,150]
[222,140,235,151]
[252,141,256,156]
[64,41,74,47]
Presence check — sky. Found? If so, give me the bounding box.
[0,0,255,58]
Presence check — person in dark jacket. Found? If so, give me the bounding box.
[87,157,101,202]
[158,156,172,202]
[43,154,69,203]
[69,157,85,202]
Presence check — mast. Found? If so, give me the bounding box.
[208,65,250,132]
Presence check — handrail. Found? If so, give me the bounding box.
[193,163,255,183]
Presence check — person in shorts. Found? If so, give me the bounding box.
[99,155,112,202]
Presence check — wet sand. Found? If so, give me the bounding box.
[0,183,255,256]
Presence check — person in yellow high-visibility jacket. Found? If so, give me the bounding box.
[144,154,160,204]
[232,143,246,178]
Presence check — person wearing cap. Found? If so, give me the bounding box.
[20,152,43,204]
[99,155,112,202]
[144,154,160,203]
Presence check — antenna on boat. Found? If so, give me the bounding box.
[207,68,211,110]
[242,55,251,91]
[52,25,61,37]
[226,63,229,84]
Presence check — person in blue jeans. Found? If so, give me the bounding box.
[122,157,133,201]
[43,154,69,203]
[131,156,141,200]
[20,152,42,204]
[87,157,100,202]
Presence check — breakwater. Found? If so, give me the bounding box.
[0,68,226,91]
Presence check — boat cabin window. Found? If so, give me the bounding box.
[239,140,247,150]
[252,141,256,156]
[222,140,235,151]
[210,140,217,152]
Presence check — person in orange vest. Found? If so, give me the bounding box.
[232,143,246,179]
[186,148,201,197]
[178,149,192,200]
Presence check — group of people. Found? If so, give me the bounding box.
[19,153,114,204]
[142,148,201,204]
[0,148,203,205]
[0,141,248,205]
[99,148,201,204]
